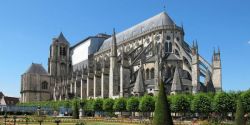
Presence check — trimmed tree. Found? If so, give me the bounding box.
[113,98,127,116]
[213,92,235,120]
[103,98,114,117]
[84,99,94,116]
[72,99,79,119]
[235,98,245,125]
[191,93,212,119]
[241,90,250,113]
[93,98,104,116]
[170,94,190,118]
[139,94,155,118]
[127,97,140,119]
[153,82,173,125]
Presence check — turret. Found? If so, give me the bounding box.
[212,48,222,92]
[111,28,117,57]
[191,41,200,93]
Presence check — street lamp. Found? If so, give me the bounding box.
[3,112,7,125]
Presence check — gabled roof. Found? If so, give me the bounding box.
[3,96,19,105]
[25,63,48,75]
[99,12,175,51]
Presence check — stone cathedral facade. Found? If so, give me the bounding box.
[20,12,222,102]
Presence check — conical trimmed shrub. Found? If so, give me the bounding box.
[235,98,245,125]
[153,81,173,125]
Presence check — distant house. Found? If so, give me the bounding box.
[0,92,19,106]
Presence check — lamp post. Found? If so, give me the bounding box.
[3,112,7,125]
[13,115,16,125]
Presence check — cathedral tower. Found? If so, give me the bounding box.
[212,48,222,91]
[48,32,71,79]
[48,32,71,100]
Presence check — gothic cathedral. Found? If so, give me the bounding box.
[20,12,222,102]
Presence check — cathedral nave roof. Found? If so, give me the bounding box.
[99,12,175,52]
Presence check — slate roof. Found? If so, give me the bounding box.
[57,32,69,44]
[3,96,19,105]
[25,63,48,75]
[99,12,175,51]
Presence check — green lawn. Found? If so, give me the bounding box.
[12,121,140,125]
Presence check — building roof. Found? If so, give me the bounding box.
[171,67,182,92]
[57,32,69,44]
[3,96,19,105]
[165,53,181,61]
[25,63,48,75]
[70,33,110,50]
[99,12,175,51]
[0,92,4,99]
[133,68,145,94]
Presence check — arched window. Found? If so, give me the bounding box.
[150,68,154,79]
[169,42,172,52]
[146,69,150,80]
[41,81,48,90]
[165,42,168,53]
[165,42,173,53]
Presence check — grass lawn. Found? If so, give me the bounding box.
[14,121,140,125]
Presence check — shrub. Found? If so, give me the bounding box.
[93,98,103,112]
[170,94,190,116]
[241,90,250,113]
[139,95,155,112]
[191,93,212,118]
[127,97,140,118]
[235,98,245,125]
[103,98,114,112]
[213,92,235,119]
[72,99,79,119]
[113,98,127,116]
[153,82,173,125]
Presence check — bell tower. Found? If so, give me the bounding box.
[48,32,71,81]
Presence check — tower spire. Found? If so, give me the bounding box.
[163,0,167,12]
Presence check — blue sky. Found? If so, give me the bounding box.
[0,0,249,97]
